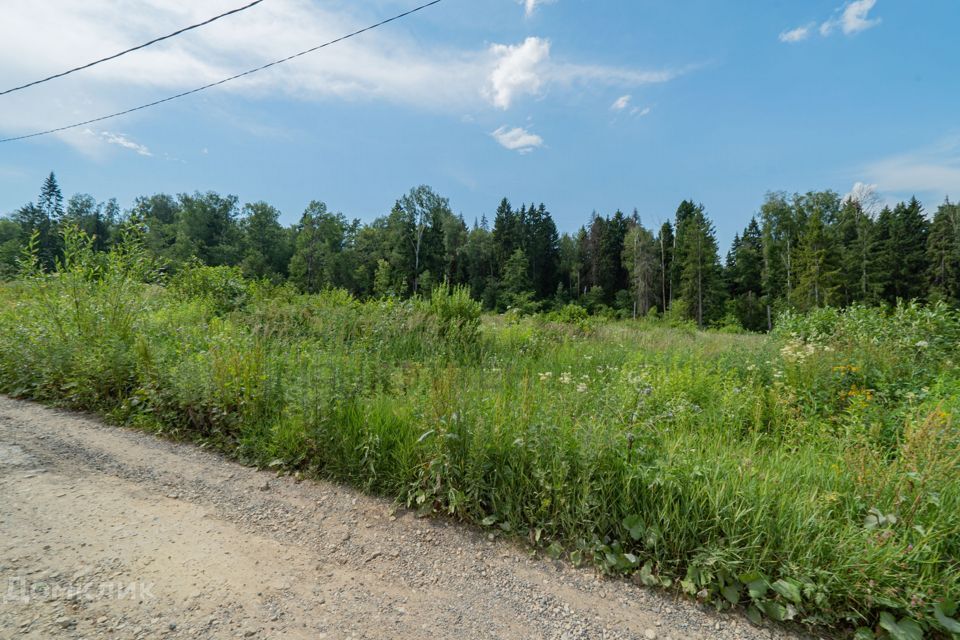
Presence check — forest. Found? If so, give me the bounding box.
[2,172,960,637]
[3,172,958,330]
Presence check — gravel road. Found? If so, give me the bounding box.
[0,395,813,640]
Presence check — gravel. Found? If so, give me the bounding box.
[0,395,817,639]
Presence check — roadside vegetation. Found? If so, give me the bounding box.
[1,226,957,639]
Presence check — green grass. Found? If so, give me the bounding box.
[1,229,958,639]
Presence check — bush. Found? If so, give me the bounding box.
[168,261,249,314]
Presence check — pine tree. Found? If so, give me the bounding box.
[793,206,841,310]
[622,221,658,318]
[726,218,765,330]
[556,232,580,301]
[501,248,534,310]
[38,172,64,221]
[656,221,674,312]
[873,206,895,304]
[463,224,494,304]
[836,198,879,304]
[12,173,67,269]
[888,197,930,302]
[927,199,960,305]
[672,200,699,305]
[526,203,560,299]
[675,203,725,326]
[492,198,519,276]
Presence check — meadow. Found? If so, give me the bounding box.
[1,229,958,639]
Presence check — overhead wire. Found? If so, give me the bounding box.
[0,0,267,96]
[0,0,445,144]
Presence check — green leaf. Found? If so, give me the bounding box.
[645,524,662,547]
[569,550,583,567]
[853,627,876,640]
[938,597,957,617]
[480,515,497,526]
[759,601,787,622]
[546,542,564,560]
[747,578,769,600]
[637,561,657,586]
[771,578,802,604]
[622,514,645,541]
[721,584,740,605]
[934,599,960,633]
[879,612,923,640]
[738,570,763,584]
[746,605,762,626]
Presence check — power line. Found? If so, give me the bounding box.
[0,0,267,97]
[0,0,445,144]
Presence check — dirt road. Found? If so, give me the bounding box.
[0,396,806,639]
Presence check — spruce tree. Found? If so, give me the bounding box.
[889,197,930,302]
[38,172,64,221]
[793,206,841,310]
[927,199,960,305]
[726,218,765,330]
[656,221,674,312]
[675,203,725,326]
[836,198,879,304]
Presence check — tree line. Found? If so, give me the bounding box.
[2,172,958,330]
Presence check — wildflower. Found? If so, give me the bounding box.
[538,372,553,381]
[576,382,588,393]
[559,372,573,385]
[915,340,929,348]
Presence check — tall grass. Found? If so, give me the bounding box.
[0,230,958,639]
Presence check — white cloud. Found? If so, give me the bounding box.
[783,1,880,43]
[779,24,813,43]
[820,0,881,37]
[611,96,651,118]
[520,0,556,17]
[99,131,152,156]
[860,136,960,201]
[0,1,690,151]
[491,126,543,154]
[486,37,551,110]
[484,38,685,111]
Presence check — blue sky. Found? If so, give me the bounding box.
[1,0,958,249]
